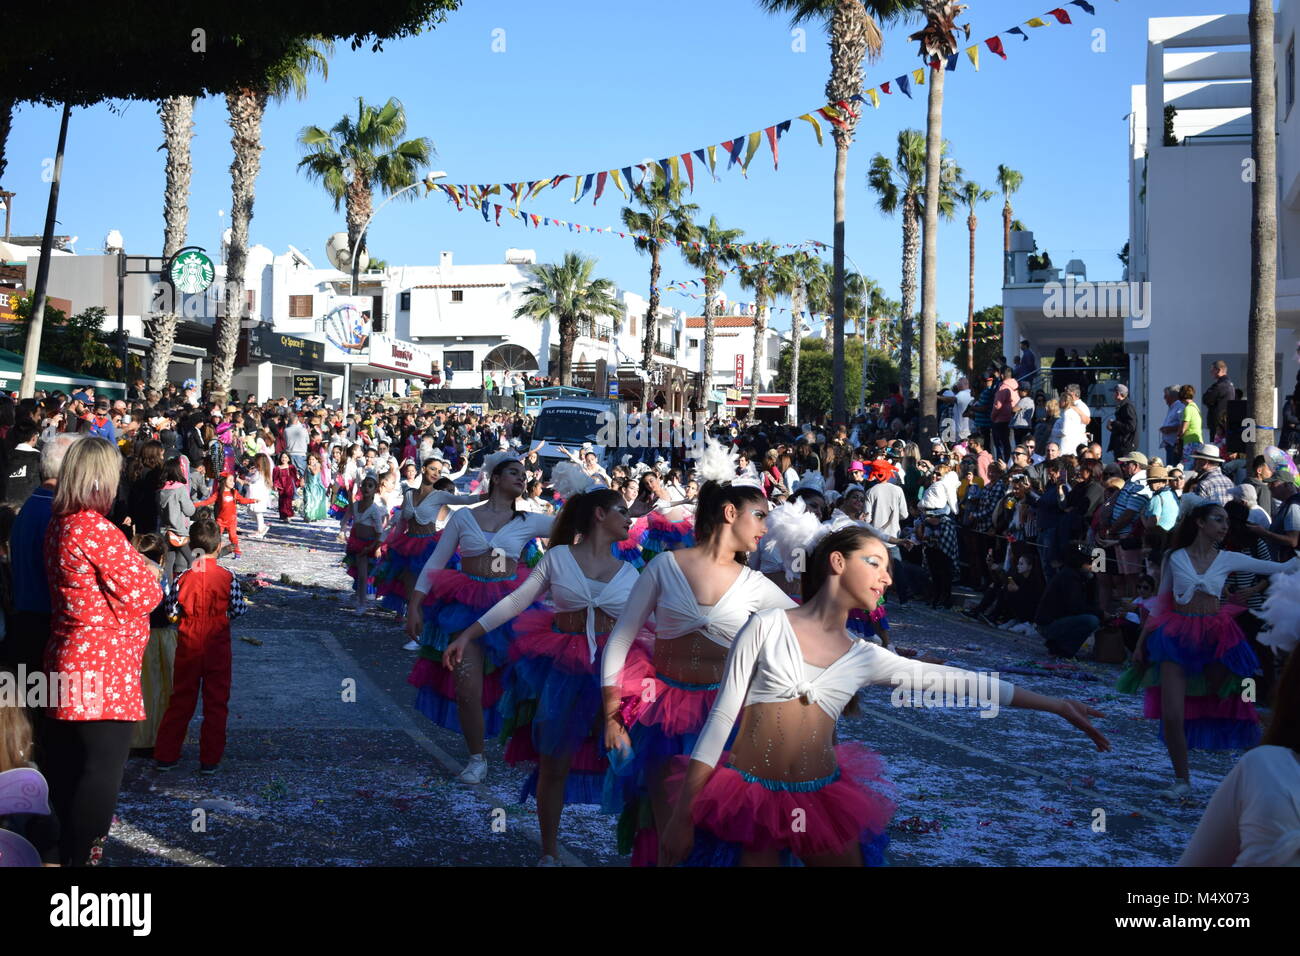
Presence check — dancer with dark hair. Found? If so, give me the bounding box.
[406,454,553,784]
[600,440,795,865]
[444,462,640,865]
[661,526,1109,867]
[1118,502,1300,799]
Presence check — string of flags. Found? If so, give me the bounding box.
[423,1,1104,209]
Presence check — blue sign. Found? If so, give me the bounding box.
[608,380,619,397]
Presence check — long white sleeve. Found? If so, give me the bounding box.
[475,553,552,634]
[858,647,1015,707]
[690,612,767,769]
[1221,553,1300,578]
[600,561,662,688]
[414,512,463,594]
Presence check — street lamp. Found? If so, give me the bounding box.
[349,170,447,294]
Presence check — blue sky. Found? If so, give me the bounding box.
[5,0,1236,339]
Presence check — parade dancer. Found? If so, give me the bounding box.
[406,454,553,784]
[196,471,256,560]
[661,525,1110,867]
[444,462,642,864]
[344,476,388,612]
[600,439,796,865]
[1118,502,1300,798]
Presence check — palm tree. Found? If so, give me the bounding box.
[144,95,195,392]
[0,98,13,189]
[680,215,743,401]
[912,0,968,440]
[739,242,780,420]
[867,128,956,398]
[772,251,823,426]
[297,96,435,294]
[514,252,623,387]
[958,178,994,375]
[621,179,698,372]
[1249,0,1277,459]
[211,39,331,401]
[995,164,1023,282]
[760,0,923,427]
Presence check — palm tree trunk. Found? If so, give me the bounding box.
[748,291,766,420]
[347,180,373,294]
[146,95,195,393]
[559,314,575,387]
[703,265,718,409]
[1249,0,1277,459]
[1002,201,1013,284]
[213,86,268,401]
[790,285,804,426]
[0,98,14,192]
[643,244,660,371]
[919,62,944,441]
[832,141,848,427]
[899,202,918,397]
[966,213,977,375]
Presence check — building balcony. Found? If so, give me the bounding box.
[576,318,614,342]
[654,340,677,359]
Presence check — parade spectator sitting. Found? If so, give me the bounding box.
[1035,545,1103,659]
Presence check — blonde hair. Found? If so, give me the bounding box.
[0,695,34,772]
[253,453,274,486]
[53,436,121,516]
[1045,398,1061,419]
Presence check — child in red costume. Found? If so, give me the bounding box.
[196,471,256,558]
[154,519,247,773]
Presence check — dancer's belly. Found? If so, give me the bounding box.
[728,701,838,782]
[460,553,518,580]
[653,631,728,686]
[554,608,617,635]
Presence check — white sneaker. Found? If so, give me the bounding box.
[458,756,488,785]
[403,640,420,651]
[538,855,561,867]
[1162,778,1192,800]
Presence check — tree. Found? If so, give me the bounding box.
[759,0,923,428]
[958,304,1003,377]
[867,128,956,398]
[739,242,780,420]
[144,95,196,392]
[297,95,434,293]
[0,98,13,188]
[772,251,826,425]
[620,179,698,372]
[911,0,969,442]
[995,164,1023,278]
[1249,0,1277,460]
[514,252,622,387]
[773,336,901,423]
[14,296,120,380]
[211,39,331,402]
[680,215,744,403]
[957,178,994,375]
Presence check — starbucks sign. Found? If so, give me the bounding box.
[169,249,215,294]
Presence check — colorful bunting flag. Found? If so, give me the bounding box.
[1026,17,1049,28]
[897,74,912,98]
[1008,26,1028,40]
[1069,0,1095,13]
[1047,7,1072,24]
[966,44,980,70]
[986,36,1007,59]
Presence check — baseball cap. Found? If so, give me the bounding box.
[1117,452,1149,467]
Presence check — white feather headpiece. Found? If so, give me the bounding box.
[481,450,523,480]
[551,460,603,501]
[764,499,832,581]
[696,437,740,485]
[794,470,825,494]
[1256,566,1300,654]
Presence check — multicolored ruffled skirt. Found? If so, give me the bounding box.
[407,566,534,737]
[848,604,890,642]
[601,645,734,866]
[640,511,694,559]
[663,743,894,866]
[343,529,381,581]
[328,485,351,519]
[373,525,451,613]
[1116,605,1261,750]
[498,610,621,806]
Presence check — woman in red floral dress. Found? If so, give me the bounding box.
[40,436,164,866]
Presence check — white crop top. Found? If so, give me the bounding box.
[475,546,641,662]
[691,608,1016,769]
[415,504,554,593]
[1160,550,1300,605]
[600,551,796,688]
[403,485,480,525]
[353,501,387,531]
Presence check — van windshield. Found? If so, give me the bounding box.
[534,408,605,444]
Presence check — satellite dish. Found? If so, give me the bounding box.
[326,232,367,273]
[104,229,124,253]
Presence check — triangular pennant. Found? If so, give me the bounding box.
[594,170,608,204]
[1026,17,1048,28]
[481,200,490,223]
[797,113,823,147]
[1008,26,1028,40]
[682,152,695,191]
[913,67,926,85]
[897,74,912,98]
[966,44,979,70]
[658,158,672,183]
[1047,7,1072,24]
[764,125,779,169]
[741,130,762,175]
[986,35,1007,59]
[946,53,959,71]
[667,155,680,185]
[706,145,718,176]
[620,166,634,192]
[494,204,502,225]
[578,173,595,202]
[610,168,627,197]
[1069,0,1096,13]
[880,81,892,94]
[866,88,880,109]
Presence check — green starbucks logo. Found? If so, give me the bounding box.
[169,249,214,294]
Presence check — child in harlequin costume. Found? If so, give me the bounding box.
[195,472,256,559]
[660,525,1110,867]
[153,519,248,772]
[600,439,796,866]
[1117,500,1300,799]
[445,462,645,865]
[405,453,553,784]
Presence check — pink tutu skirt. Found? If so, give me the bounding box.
[663,743,895,866]
[374,525,445,612]
[1116,604,1261,750]
[343,529,381,584]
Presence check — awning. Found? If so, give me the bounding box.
[724,393,789,407]
[0,347,125,398]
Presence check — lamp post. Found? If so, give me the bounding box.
[349,171,447,295]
